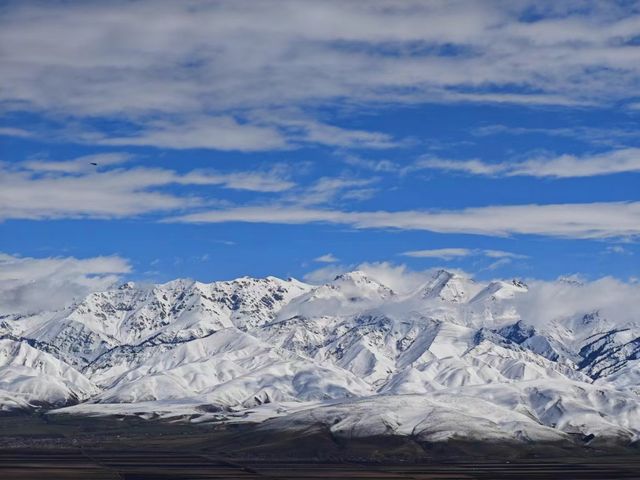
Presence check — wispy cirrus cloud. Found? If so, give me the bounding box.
[314,253,339,263]
[401,248,472,259]
[289,177,378,206]
[0,127,33,138]
[166,201,640,240]
[605,245,633,255]
[343,155,401,173]
[178,170,294,193]
[414,148,640,178]
[472,124,640,148]
[401,248,526,260]
[0,156,295,221]
[93,116,289,152]
[23,153,133,173]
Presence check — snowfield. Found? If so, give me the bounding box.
[3,269,640,444]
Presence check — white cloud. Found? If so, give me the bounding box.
[3,2,640,150]
[0,157,295,221]
[472,124,639,148]
[0,252,131,315]
[303,264,348,284]
[605,245,632,255]
[401,248,526,260]
[0,167,189,220]
[514,276,640,328]
[303,261,432,294]
[409,157,502,176]
[95,116,288,152]
[401,248,472,259]
[303,262,640,328]
[285,177,377,206]
[23,153,132,173]
[371,265,640,328]
[179,170,294,193]
[314,253,339,263]
[0,127,33,138]
[167,206,348,226]
[167,201,640,240]
[441,92,592,107]
[267,116,398,149]
[483,250,527,259]
[484,258,512,271]
[415,148,640,178]
[343,155,400,173]
[356,262,434,294]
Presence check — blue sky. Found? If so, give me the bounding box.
[1,0,639,287]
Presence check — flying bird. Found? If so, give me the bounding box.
[90,162,98,166]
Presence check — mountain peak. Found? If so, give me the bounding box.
[118,281,136,290]
[331,270,395,296]
[417,269,473,303]
[512,279,528,289]
[333,270,370,283]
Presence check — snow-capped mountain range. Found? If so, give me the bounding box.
[2,270,640,445]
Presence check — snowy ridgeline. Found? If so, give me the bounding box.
[2,270,640,444]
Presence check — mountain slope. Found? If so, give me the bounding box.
[2,269,640,445]
[0,338,98,408]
